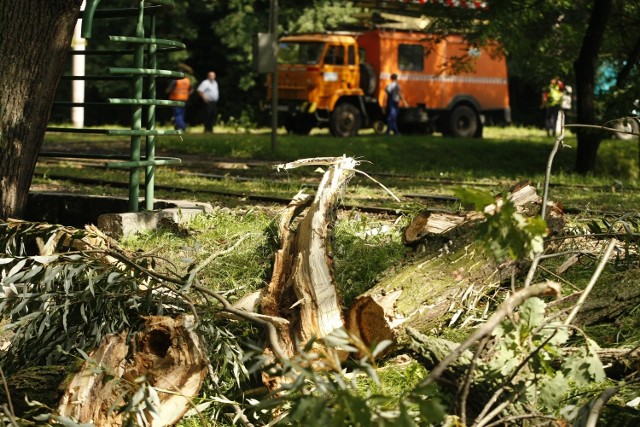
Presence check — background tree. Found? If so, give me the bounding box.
[423,0,639,174]
[155,0,358,126]
[0,0,83,220]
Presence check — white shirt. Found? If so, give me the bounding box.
[197,79,219,102]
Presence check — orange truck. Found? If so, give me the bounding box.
[268,29,510,137]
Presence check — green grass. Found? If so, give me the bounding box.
[41,125,640,214]
[43,125,639,179]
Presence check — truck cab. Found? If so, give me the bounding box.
[269,33,366,136]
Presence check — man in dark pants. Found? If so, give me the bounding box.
[197,71,219,133]
[384,73,407,135]
[166,63,194,131]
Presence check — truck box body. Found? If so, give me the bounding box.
[268,29,510,137]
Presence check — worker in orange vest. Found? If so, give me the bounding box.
[167,64,194,131]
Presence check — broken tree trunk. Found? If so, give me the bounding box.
[348,183,565,350]
[57,315,208,427]
[261,157,358,357]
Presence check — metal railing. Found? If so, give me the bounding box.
[44,0,184,212]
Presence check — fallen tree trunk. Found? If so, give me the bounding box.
[348,183,565,350]
[57,315,208,426]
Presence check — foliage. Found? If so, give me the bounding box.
[252,329,447,427]
[486,297,604,414]
[0,220,258,424]
[246,297,610,427]
[0,223,185,372]
[454,188,548,262]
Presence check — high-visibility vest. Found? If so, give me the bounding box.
[547,83,563,107]
[169,77,191,101]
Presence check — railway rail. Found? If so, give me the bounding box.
[35,155,636,217]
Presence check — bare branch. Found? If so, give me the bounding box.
[482,414,559,427]
[0,366,14,420]
[585,386,619,427]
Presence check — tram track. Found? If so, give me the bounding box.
[32,171,413,216]
[35,155,635,217]
[37,154,639,193]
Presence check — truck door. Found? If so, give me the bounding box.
[320,44,349,107]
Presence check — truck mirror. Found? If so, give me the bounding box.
[253,33,277,74]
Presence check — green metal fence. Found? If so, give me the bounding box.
[44,0,184,212]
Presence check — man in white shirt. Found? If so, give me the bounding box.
[197,71,219,133]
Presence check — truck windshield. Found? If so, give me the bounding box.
[278,42,324,65]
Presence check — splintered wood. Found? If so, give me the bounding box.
[261,157,357,356]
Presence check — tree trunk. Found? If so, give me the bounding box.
[348,184,564,351]
[349,229,513,349]
[0,1,82,220]
[573,0,613,174]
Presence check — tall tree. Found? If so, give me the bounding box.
[573,0,613,174]
[0,0,83,219]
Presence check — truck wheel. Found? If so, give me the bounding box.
[449,105,478,138]
[330,103,361,137]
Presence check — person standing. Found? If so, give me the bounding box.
[166,63,194,131]
[541,77,564,137]
[197,71,219,133]
[384,73,407,135]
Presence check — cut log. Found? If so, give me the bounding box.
[57,315,208,427]
[402,210,478,245]
[348,236,514,352]
[261,157,358,357]
[350,183,565,351]
[403,182,564,246]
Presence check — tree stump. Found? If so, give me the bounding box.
[261,157,358,357]
[57,315,208,427]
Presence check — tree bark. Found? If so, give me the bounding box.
[573,0,613,174]
[0,1,82,220]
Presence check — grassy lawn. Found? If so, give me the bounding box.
[40,125,640,213]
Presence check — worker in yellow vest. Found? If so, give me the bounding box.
[541,77,565,137]
[167,64,195,131]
